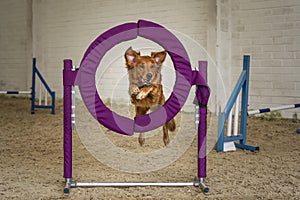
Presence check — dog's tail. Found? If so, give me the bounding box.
[167,118,176,132]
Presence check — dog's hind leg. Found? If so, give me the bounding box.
[163,124,169,146]
[138,133,145,146]
[167,118,176,132]
[163,118,176,146]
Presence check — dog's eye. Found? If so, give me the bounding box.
[150,65,155,69]
[140,64,144,69]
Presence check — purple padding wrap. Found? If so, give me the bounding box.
[63,59,73,179]
[76,22,138,135]
[196,86,209,178]
[134,20,192,132]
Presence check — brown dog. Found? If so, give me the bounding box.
[125,47,176,146]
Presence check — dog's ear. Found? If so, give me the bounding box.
[151,51,167,65]
[125,47,140,68]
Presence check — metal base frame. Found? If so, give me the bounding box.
[64,177,209,196]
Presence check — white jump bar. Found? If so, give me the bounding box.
[248,104,300,115]
[0,91,31,94]
[71,182,195,187]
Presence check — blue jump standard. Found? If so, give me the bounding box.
[217,55,259,152]
[31,58,55,115]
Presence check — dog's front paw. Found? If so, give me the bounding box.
[130,85,140,95]
[136,90,148,100]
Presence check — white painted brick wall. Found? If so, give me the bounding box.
[0,0,32,91]
[1,0,299,118]
[231,0,300,118]
[31,0,209,112]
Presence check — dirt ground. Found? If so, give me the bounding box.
[0,96,299,200]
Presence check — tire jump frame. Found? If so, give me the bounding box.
[0,58,55,114]
[63,20,210,195]
[217,55,299,152]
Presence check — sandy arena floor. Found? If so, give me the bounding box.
[0,96,299,199]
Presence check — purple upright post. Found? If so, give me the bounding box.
[198,61,207,178]
[195,61,209,193]
[63,59,74,180]
[198,61,207,81]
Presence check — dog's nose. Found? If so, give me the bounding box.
[146,73,152,80]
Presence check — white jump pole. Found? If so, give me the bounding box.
[223,94,241,152]
[226,94,241,137]
[224,105,235,152]
[45,88,48,106]
[233,95,240,136]
[227,109,233,136]
[38,80,42,106]
[248,103,300,115]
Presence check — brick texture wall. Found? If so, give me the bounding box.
[31,0,210,111]
[0,0,299,117]
[231,0,300,118]
[0,0,32,91]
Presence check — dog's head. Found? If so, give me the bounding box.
[125,47,166,86]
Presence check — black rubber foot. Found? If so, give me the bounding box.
[203,187,209,193]
[63,188,70,196]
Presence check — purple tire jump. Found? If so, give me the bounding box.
[75,19,204,135]
[63,20,210,193]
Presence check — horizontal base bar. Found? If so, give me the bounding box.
[72,182,195,187]
[234,142,259,152]
[223,134,244,142]
[64,179,209,195]
[34,105,53,109]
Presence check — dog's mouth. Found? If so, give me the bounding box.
[141,78,151,85]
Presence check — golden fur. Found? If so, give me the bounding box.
[125,47,176,146]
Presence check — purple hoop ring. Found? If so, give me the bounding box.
[76,20,192,135]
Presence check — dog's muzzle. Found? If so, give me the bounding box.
[141,78,151,85]
[141,73,153,85]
